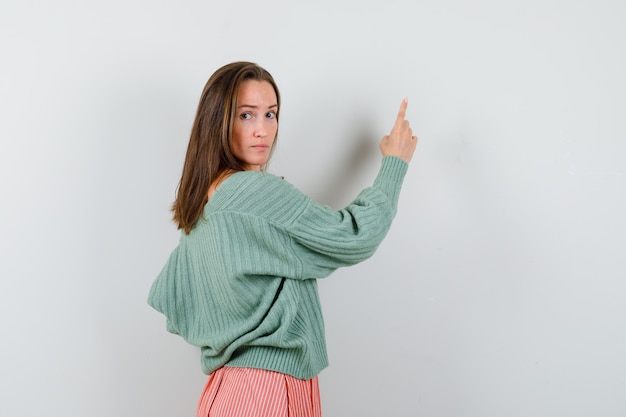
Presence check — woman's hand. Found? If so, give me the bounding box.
[379,98,418,163]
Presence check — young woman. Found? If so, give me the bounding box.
[148,61,417,417]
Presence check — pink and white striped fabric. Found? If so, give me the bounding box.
[197,367,322,417]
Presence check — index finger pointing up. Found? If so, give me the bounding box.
[395,98,408,126]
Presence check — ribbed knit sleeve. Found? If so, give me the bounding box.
[285,156,408,276]
[372,156,410,210]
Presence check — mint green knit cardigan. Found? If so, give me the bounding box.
[148,156,408,379]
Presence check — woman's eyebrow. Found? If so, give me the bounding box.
[238,103,278,109]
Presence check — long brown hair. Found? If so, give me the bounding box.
[172,62,281,233]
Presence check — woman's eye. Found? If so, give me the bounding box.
[266,111,276,119]
[240,112,252,120]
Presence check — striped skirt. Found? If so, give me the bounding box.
[197,367,322,417]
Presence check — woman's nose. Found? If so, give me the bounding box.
[254,121,267,138]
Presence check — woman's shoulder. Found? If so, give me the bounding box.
[224,170,295,194]
[206,170,309,219]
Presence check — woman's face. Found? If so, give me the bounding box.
[231,80,278,171]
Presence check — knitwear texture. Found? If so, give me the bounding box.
[148,156,408,379]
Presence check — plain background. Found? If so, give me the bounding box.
[1,1,625,416]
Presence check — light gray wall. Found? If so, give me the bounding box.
[1,1,625,416]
